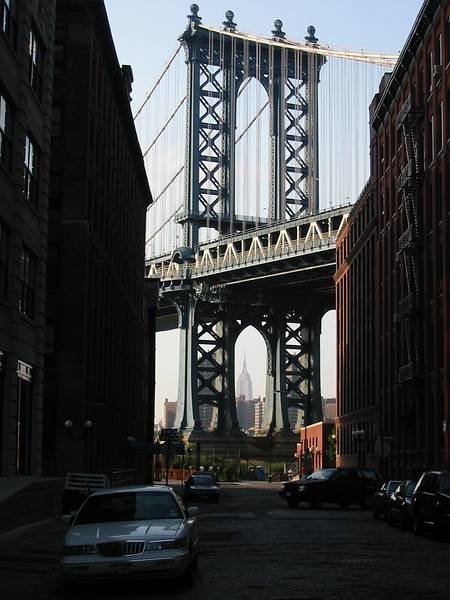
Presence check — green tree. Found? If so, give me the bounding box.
[326,428,337,465]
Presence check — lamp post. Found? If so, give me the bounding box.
[82,419,93,471]
[352,429,366,469]
[126,436,136,469]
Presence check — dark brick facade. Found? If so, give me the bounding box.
[43,0,153,477]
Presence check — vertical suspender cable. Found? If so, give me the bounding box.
[256,42,261,227]
[206,30,213,241]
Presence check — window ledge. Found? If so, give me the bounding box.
[19,311,37,327]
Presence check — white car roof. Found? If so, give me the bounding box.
[87,485,174,497]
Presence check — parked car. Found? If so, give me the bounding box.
[372,480,402,519]
[385,480,416,529]
[60,485,199,585]
[184,473,220,503]
[279,467,380,509]
[411,470,450,538]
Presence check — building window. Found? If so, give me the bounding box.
[1,0,16,44]
[437,101,444,153]
[447,16,450,65]
[0,220,8,299]
[426,51,433,95]
[436,34,442,66]
[28,29,43,98]
[447,89,450,142]
[51,106,62,139]
[0,91,12,169]
[24,134,39,206]
[16,360,33,476]
[53,43,65,75]
[18,246,36,318]
[428,116,434,165]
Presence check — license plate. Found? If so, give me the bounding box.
[110,565,131,576]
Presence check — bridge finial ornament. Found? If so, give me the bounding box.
[223,10,237,31]
[305,25,318,44]
[187,4,202,25]
[272,19,286,40]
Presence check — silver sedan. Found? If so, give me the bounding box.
[60,485,199,584]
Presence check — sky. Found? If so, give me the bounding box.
[104,0,424,421]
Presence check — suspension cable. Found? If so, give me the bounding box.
[133,46,182,120]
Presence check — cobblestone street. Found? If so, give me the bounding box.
[1,481,450,599]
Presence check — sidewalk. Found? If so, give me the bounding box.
[0,477,64,535]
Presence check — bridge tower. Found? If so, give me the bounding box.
[171,6,327,448]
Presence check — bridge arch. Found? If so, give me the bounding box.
[234,324,269,434]
[235,77,270,225]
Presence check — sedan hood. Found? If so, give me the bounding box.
[66,520,183,544]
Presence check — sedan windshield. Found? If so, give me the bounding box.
[75,492,183,525]
[440,475,450,494]
[192,476,215,486]
[307,469,337,481]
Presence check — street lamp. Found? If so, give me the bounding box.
[352,429,366,469]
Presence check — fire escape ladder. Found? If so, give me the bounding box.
[396,94,423,384]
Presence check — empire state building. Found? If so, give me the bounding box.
[237,356,253,401]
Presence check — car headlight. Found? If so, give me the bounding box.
[146,538,187,551]
[63,544,97,555]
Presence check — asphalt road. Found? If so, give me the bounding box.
[1,481,449,599]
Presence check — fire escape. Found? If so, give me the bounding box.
[395,92,423,386]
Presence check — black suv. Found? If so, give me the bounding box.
[279,468,380,509]
[412,470,450,538]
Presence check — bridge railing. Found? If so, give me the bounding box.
[148,225,344,281]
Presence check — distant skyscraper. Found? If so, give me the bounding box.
[237,356,253,401]
[254,397,266,432]
[162,398,177,428]
[199,404,217,431]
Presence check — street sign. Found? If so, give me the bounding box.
[129,441,162,453]
[160,428,179,442]
[173,443,185,455]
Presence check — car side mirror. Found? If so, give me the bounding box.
[187,506,199,518]
[61,513,74,525]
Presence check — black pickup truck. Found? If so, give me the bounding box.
[279,468,380,509]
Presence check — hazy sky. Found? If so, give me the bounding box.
[104,0,423,421]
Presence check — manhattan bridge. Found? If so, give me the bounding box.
[137,5,397,457]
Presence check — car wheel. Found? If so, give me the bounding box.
[310,499,322,509]
[360,493,373,510]
[413,513,424,536]
[386,508,395,526]
[61,578,77,597]
[399,511,408,530]
[287,498,299,508]
[432,519,447,542]
[178,552,197,588]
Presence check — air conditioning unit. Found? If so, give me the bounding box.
[432,64,442,78]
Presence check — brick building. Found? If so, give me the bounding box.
[336,0,450,477]
[43,0,153,476]
[0,0,56,476]
[335,182,378,470]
